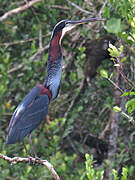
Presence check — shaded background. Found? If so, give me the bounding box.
[0,0,135,179]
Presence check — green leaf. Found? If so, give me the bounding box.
[100,69,108,78]
[125,98,135,113]
[108,44,119,57]
[112,169,118,180]
[121,167,128,180]
[113,106,121,112]
[119,45,124,53]
[106,18,124,34]
[102,6,110,18]
[85,153,90,161]
[121,92,135,96]
[121,57,127,62]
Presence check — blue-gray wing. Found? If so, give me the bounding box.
[6,86,49,144]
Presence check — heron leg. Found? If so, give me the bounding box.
[23,140,32,164]
[28,134,39,159]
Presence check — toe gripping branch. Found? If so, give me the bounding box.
[37,84,52,101]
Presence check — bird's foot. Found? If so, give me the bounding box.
[27,155,33,165]
[35,155,41,161]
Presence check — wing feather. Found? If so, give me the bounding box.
[6,86,49,144]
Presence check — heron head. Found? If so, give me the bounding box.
[52,18,106,42]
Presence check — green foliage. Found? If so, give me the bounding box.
[106,18,125,34]
[122,92,135,96]
[112,169,119,180]
[103,0,135,44]
[121,167,128,180]
[99,69,108,79]
[112,167,128,180]
[108,44,120,58]
[125,98,135,114]
[81,154,104,180]
[121,91,135,114]
[106,41,135,124]
[81,154,128,180]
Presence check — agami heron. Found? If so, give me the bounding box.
[6,18,105,157]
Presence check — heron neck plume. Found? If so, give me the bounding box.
[44,31,63,100]
[49,31,62,62]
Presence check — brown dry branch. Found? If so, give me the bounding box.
[30,44,49,60]
[98,0,107,27]
[47,5,70,11]
[107,78,124,94]
[2,38,39,46]
[24,0,43,49]
[2,33,51,46]
[2,35,49,46]
[11,1,26,6]
[98,0,107,17]
[0,63,24,79]
[67,0,91,15]
[0,153,60,180]
[120,111,135,126]
[0,0,42,22]
[119,69,135,90]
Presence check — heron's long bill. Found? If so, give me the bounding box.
[61,17,106,42]
[69,17,106,25]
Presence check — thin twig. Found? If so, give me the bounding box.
[0,0,41,22]
[120,111,135,126]
[130,131,135,142]
[11,1,25,6]
[30,45,49,60]
[67,0,91,15]
[0,153,60,180]
[47,5,70,11]
[98,0,107,27]
[64,78,85,119]
[39,26,43,49]
[119,70,135,90]
[0,63,24,79]
[108,78,124,94]
[98,0,107,17]
[24,0,43,49]
[2,34,50,46]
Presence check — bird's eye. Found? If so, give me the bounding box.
[65,21,69,25]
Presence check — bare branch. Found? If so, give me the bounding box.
[67,0,91,15]
[0,153,60,180]
[2,38,38,46]
[0,63,24,79]
[48,5,70,11]
[24,0,43,49]
[2,34,51,46]
[119,70,135,90]
[39,26,43,49]
[120,111,135,126]
[98,0,107,17]
[108,78,124,94]
[98,0,107,27]
[11,1,25,6]
[30,45,49,60]
[0,0,42,22]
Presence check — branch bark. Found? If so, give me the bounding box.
[0,0,42,22]
[0,153,60,180]
[104,66,121,179]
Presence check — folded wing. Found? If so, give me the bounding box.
[6,85,49,144]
